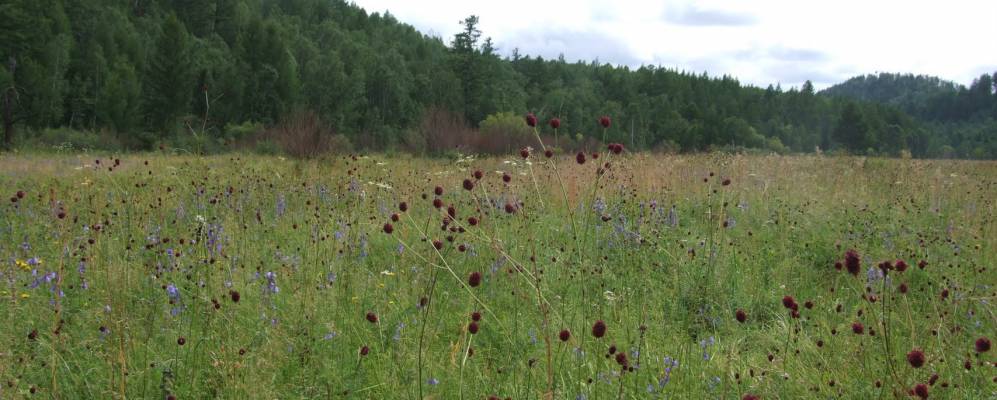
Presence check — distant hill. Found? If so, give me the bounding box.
[822,72,996,123]
[821,73,960,114]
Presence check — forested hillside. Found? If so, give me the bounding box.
[1,0,994,158]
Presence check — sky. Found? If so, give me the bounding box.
[351,0,997,90]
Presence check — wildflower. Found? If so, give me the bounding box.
[468,271,482,287]
[782,295,797,309]
[525,113,538,127]
[463,179,474,191]
[504,203,517,214]
[520,148,530,158]
[599,115,611,128]
[399,201,408,212]
[976,337,991,353]
[735,309,747,323]
[263,272,279,295]
[592,320,607,338]
[559,329,571,342]
[177,337,186,346]
[383,223,394,234]
[549,118,560,129]
[471,311,482,322]
[845,250,861,276]
[473,170,483,180]
[502,173,511,183]
[229,290,240,303]
[722,178,731,186]
[852,322,864,334]
[576,152,586,164]
[544,149,554,158]
[742,395,760,400]
[468,322,479,334]
[360,345,369,356]
[894,259,908,272]
[615,352,628,367]
[434,186,444,196]
[913,383,929,399]
[366,312,378,324]
[907,349,926,368]
[427,377,439,385]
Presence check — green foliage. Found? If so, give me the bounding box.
[0,0,993,158]
[479,111,530,137]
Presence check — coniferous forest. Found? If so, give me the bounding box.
[1,0,995,158]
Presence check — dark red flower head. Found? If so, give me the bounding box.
[549,118,561,129]
[467,216,478,226]
[468,271,482,287]
[471,311,482,322]
[383,223,394,234]
[615,352,628,367]
[742,395,760,400]
[844,249,861,276]
[366,312,378,324]
[360,345,369,356]
[391,213,400,222]
[576,152,586,164]
[735,309,747,323]
[525,113,538,127]
[852,322,865,334]
[592,320,607,338]
[473,170,484,180]
[913,383,929,399]
[463,179,474,191]
[399,201,408,212]
[520,148,530,158]
[599,115,611,128]
[907,349,926,368]
[433,198,443,208]
[468,322,479,334]
[559,329,571,342]
[434,186,444,196]
[976,337,991,353]
[432,240,443,250]
[502,173,511,183]
[782,295,797,309]
[544,149,554,158]
[16,190,25,199]
[894,259,908,272]
[504,203,517,214]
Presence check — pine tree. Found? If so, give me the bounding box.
[144,14,194,136]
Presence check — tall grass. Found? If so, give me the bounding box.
[0,150,993,399]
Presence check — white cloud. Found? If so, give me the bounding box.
[353,0,997,89]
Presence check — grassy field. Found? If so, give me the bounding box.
[0,151,994,399]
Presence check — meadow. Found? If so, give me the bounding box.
[0,148,994,399]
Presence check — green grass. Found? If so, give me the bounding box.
[0,152,993,399]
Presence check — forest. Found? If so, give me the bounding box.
[1,0,995,158]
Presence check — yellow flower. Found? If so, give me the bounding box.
[15,259,30,271]
[20,293,29,299]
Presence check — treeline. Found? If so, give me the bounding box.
[1,0,994,158]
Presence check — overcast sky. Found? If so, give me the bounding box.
[351,0,997,90]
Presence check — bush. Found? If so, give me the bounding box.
[24,128,122,152]
[261,111,352,158]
